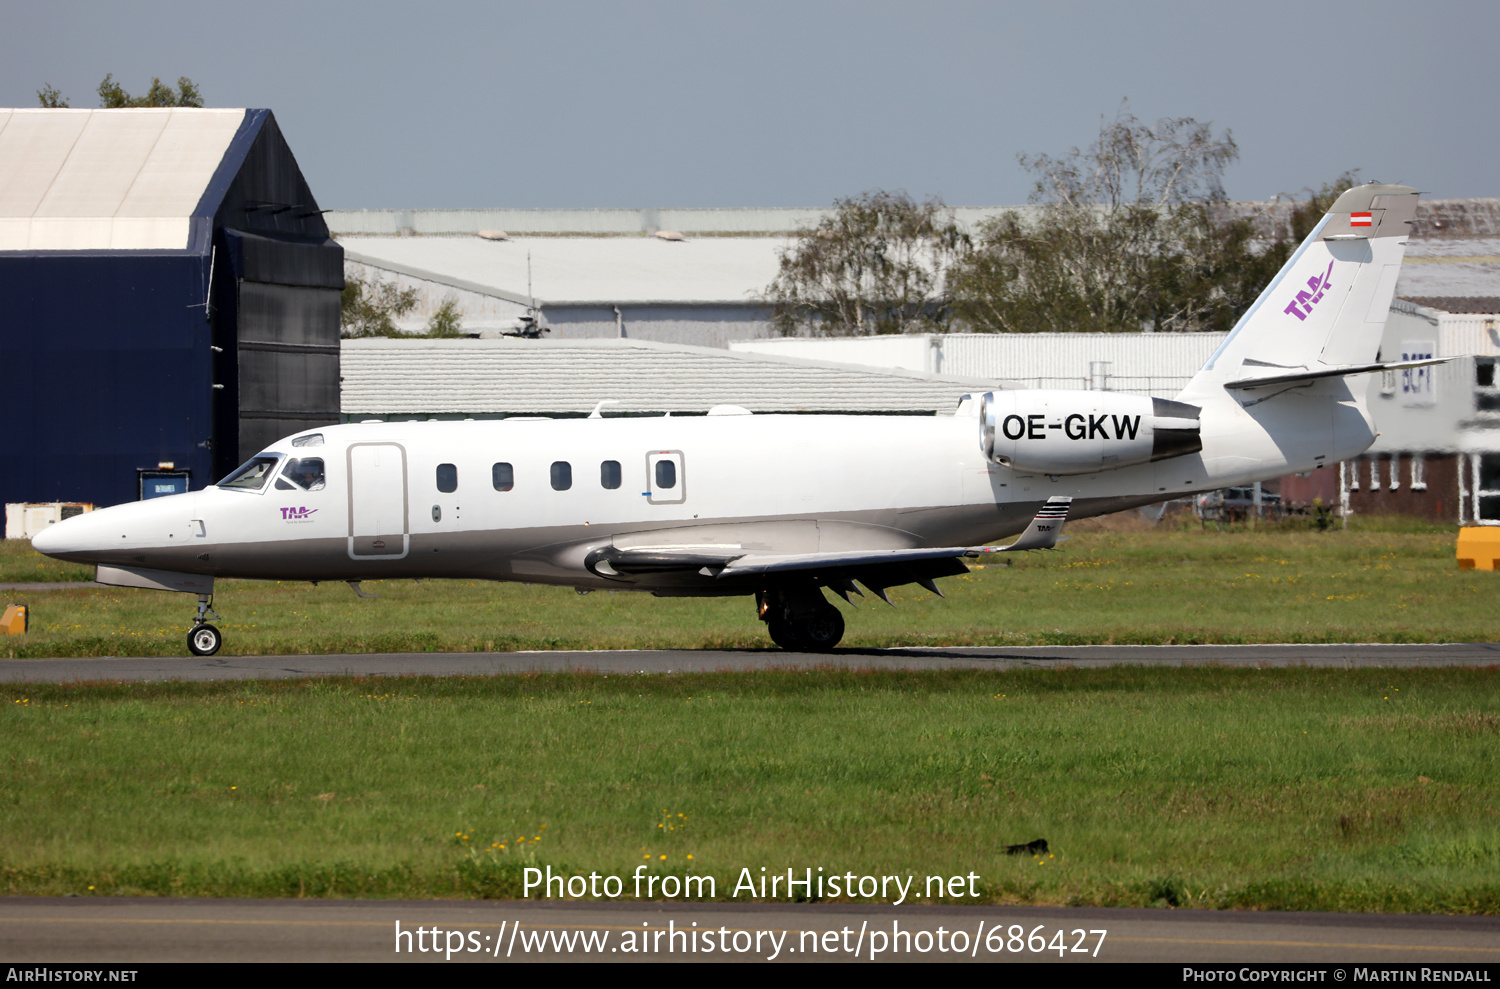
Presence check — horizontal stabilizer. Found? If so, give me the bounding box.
[1224,358,1449,390]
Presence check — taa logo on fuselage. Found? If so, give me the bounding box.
[1283,261,1334,321]
[280,506,318,521]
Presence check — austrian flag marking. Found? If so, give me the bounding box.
[1350,212,1373,227]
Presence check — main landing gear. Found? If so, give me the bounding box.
[757,586,845,652]
[187,593,223,657]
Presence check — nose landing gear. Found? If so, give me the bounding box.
[187,593,223,657]
[756,586,845,652]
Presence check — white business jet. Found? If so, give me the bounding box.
[33,185,1437,656]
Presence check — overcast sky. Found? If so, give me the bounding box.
[4,1,1494,209]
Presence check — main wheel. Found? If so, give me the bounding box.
[766,618,805,651]
[187,623,222,657]
[795,607,845,652]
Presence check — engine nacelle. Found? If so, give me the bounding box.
[978,391,1202,476]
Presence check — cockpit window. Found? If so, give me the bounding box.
[279,458,326,491]
[218,456,281,491]
[291,433,324,448]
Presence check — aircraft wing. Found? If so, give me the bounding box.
[586,497,1072,601]
[720,496,1074,576]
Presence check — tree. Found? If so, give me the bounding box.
[36,84,68,108]
[949,105,1357,334]
[36,75,204,109]
[97,74,203,108]
[425,296,465,338]
[341,274,419,338]
[763,190,969,336]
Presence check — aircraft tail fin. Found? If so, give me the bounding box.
[1180,184,1418,401]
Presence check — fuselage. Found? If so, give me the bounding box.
[33,387,1374,596]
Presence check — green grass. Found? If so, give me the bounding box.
[3,668,1499,911]
[2,517,1496,657]
[0,539,93,583]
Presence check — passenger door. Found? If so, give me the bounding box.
[347,443,409,559]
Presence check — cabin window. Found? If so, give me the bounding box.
[218,456,280,491]
[551,461,572,491]
[655,459,677,489]
[600,460,621,489]
[280,458,326,491]
[492,462,514,491]
[436,463,458,493]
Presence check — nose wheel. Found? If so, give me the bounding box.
[187,593,223,657]
[188,623,222,656]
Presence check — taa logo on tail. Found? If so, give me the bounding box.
[1283,261,1335,321]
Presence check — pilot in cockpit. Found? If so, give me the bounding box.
[283,458,326,491]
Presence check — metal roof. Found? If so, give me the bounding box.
[1397,296,1500,315]
[340,235,787,306]
[339,338,1012,417]
[733,333,1225,398]
[0,108,247,251]
[1396,238,1500,298]
[339,234,1497,317]
[328,206,1041,237]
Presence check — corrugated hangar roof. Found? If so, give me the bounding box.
[1398,296,1500,315]
[340,232,1493,313]
[0,108,247,251]
[340,338,1010,417]
[1396,238,1500,299]
[339,235,786,306]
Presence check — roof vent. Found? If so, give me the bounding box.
[654,230,685,242]
[478,229,509,241]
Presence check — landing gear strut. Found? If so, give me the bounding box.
[187,593,223,657]
[757,586,845,652]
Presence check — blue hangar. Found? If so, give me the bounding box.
[0,107,342,508]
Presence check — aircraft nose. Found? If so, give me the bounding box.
[29,508,112,559]
[29,495,203,562]
[29,521,65,555]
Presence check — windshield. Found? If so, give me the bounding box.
[218,455,281,491]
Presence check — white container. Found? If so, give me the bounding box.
[5,502,94,541]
